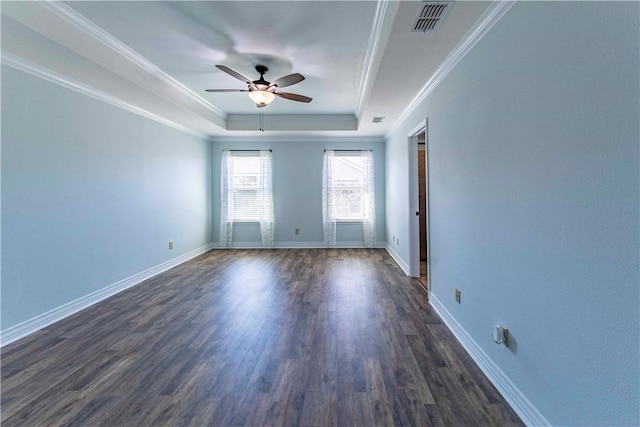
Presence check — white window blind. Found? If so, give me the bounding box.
[231,156,261,221]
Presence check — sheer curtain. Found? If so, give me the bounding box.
[322,150,337,246]
[361,150,376,247]
[220,150,234,247]
[258,150,274,247]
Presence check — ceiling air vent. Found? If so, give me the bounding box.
[412,1,453,32]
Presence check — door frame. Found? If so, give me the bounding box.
[408,119,430,294]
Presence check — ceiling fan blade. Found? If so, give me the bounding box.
[215,65,257,89]
[276,92,312,103]
[205,89,249,92]
[270,73,305,88]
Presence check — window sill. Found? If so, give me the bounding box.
[335,219,365,223]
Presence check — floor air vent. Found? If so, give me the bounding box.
[412,1,453,32]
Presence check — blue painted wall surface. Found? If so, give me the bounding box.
[211,139,385,246]
[1,65,212,329]
[385,2,639,425]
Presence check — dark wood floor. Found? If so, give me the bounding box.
[1,249,523,426]
[419,260,428,292]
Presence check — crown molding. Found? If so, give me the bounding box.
[387,0,517,137]
[210,135,384,144]
[37,0,227,121]
[355,0,398,125]
[1,51,209,140]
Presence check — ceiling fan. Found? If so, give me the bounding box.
[206,65,312,108]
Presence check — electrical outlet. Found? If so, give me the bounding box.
[295,228,300,235]
[169,241,174,250]
[455,289,461,303]
[396,238,399,245]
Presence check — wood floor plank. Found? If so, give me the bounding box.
[1,249,523,426]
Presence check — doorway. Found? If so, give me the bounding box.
[417,133,428,290]
[408,121,429,296]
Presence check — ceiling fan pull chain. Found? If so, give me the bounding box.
[260,108,264,132]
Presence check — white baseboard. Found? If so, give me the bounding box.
[384,243,411,275]
[429,294,550,427]
[0,243,215,347]
[210,241,387,249]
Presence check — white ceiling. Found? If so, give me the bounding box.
[1,1,491,138]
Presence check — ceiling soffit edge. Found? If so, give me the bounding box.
[1,52,209,140]
[386,0,518,138]
[211,135,385,144]
[355,0,400,125]
[226,114,357,132]
[38,0,227,121]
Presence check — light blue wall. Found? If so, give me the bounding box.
[385,2,639,425]
[211,139,385,246]
[1,65,212,329]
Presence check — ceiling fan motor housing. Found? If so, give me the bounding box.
[253,65,271,86]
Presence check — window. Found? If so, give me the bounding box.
[220,150,274,247]
[331,156,367,220]
[322,150,376,247]
[230,156,262,221]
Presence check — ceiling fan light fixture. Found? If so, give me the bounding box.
[208,64,310,106]
[248,90,276,107]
